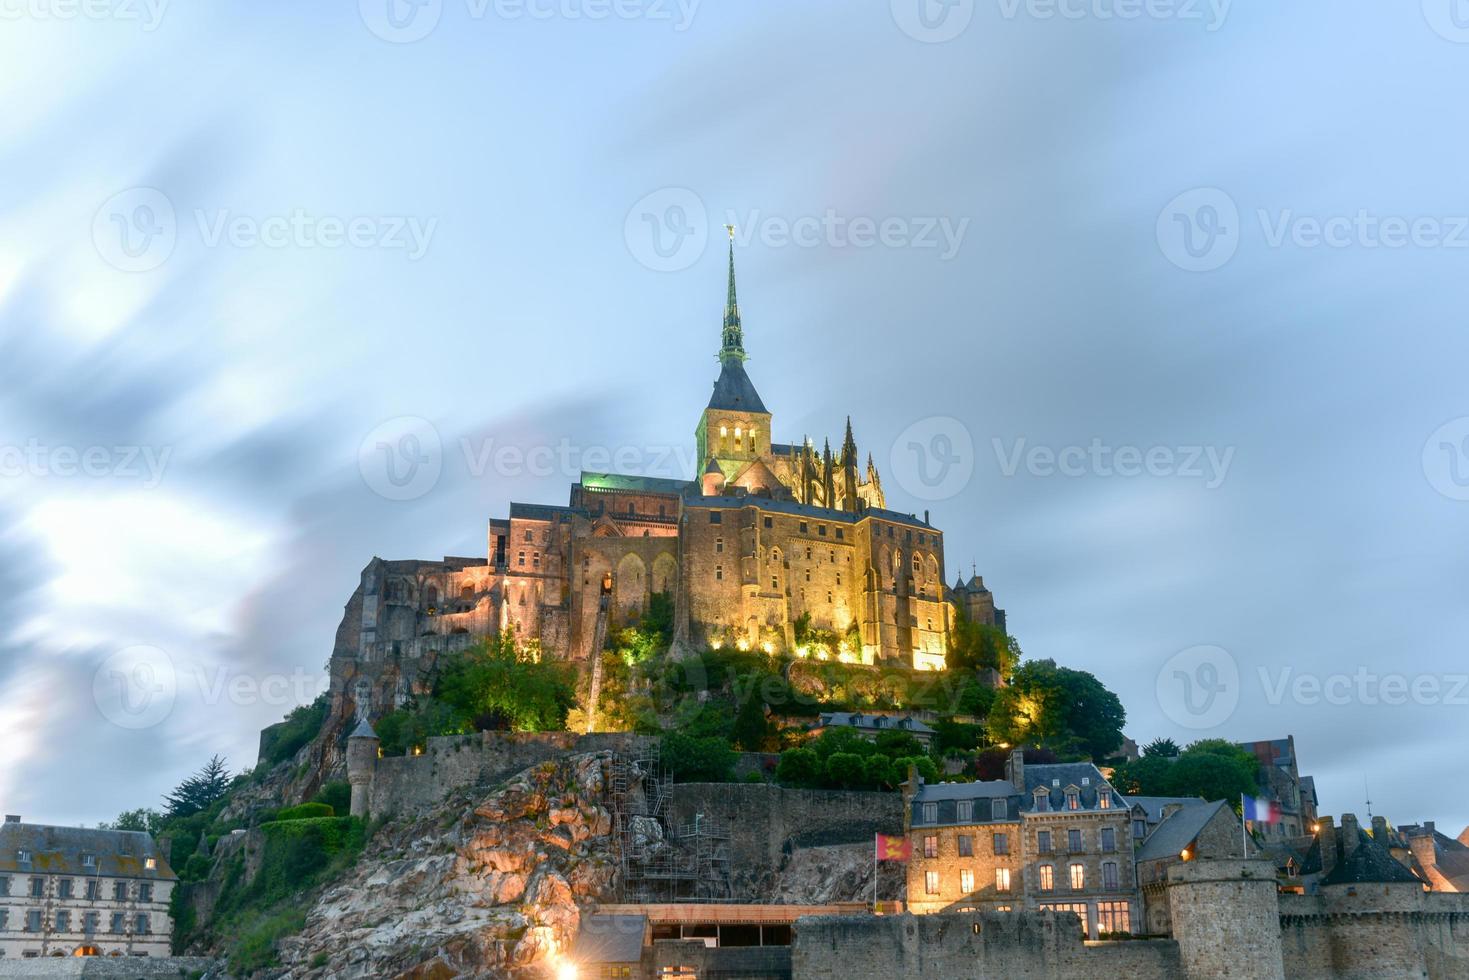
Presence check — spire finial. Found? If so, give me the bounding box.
[720,229,745,362]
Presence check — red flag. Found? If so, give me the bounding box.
[876,834,911,862]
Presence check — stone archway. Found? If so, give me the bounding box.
[651,552,677,595]
[614,553,648,622]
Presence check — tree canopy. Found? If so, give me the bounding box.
[987,660,1126,761]
[164,755,233,819]
[1111,738,1259,802]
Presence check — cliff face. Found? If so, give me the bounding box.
[276,752,619,979]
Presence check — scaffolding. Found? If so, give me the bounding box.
[610,743,733,903]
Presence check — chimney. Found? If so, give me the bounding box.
[1162,803,1186,821]
[1424,821,1436,836]
[3,815,19,824]
[1317,816,1338,876]
[158,837,172,862]
[1005,748,1026,793]
[1340,813,1362,863]
[1371,816,1388,840]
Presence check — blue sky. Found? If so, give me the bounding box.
[2,0,1468,832]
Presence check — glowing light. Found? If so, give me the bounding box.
[761,641,774,654]
[556,962,578,980]
[736,638,749,651]
[710,638,724,650]
[1180,848,1192,861]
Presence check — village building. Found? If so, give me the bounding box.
[809,712,936,749]
[0,816,175,960]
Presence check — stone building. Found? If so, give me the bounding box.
[1237,735,1318,838]
[1400,820,1469,892]
[809,712,936,749]
[0,816,175,960]
[328,241,996,727]
[903,750,1137,937]
[1133,799,1253,935]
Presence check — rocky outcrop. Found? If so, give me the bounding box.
[762,843,903,905]
[275,752,619,979]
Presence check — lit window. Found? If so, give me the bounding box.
[720,426,727,436]
[923,836,938,858]
[960,869,975,894]
[996,868,1011,892]
[925,871,940,895]
[1069,863,1085,890]
[1039,865,1054,891]
[1098,901,1131,935]
[1098,790,1112,809]
[1066,791,1080,811]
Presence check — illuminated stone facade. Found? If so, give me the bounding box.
[330,243,976,724]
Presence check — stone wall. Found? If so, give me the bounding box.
[0,957,216,978]
[366,731,656,819]
[668,784,903,901]
[1278,886,1469,979]
[791,911,1183,979]
[650,939,792,979]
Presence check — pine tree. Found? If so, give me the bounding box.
[163,755,232,819]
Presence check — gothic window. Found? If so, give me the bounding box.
[912,554,921,575]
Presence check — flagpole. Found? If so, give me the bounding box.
[1241,793,1247,856]
[873,835,878,911]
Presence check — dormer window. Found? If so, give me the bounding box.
[16,849,29,863]
[991,799,1008,821]
[1066,790,1080,811]
[144,857,157,871]
[82,854,96,868]
[922,802,938,824]
[1081,776,1090,786]
[1033,789,1050,812]
[1098,790,1112,809]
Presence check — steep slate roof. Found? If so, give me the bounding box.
[1023,762,1116,811]
[570,914,646,964]
[508,502,588,521]
[0,823,175,879]
[1125,795,1207,824]
[1321,827,1422,886]
[580,472,693,495]
[818,712,935,736]
[1135,801,1230,862]
[707,359,768,414]
[913,780,1016,802]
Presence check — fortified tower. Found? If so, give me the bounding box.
[1166,858,1284,979]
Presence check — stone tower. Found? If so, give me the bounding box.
[1166,858,1285,979]
[345,717,380,819]
[695,232,772,475]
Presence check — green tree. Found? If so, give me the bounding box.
[987,660,1125,761]
[661,734,736,783]
[434,631,575,732]
[948,617,1021,676]
[731,694,771,751]
[164,756,233,819]
[1143,737,1180,758]
[775,747,823,787]
[825,752,867,788]
[102,808,165,836]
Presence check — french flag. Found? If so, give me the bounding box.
[1243,794,1282,824]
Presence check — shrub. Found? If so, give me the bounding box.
[258,696,329,768]
[661,734,736,783]
[181,854,212,882]
[312,781,351,816]
[273,802,334,822]
[775,748,822,788]
[824,752,867,788]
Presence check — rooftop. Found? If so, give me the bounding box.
[1135,800,1231,862]
[0,822,176,879]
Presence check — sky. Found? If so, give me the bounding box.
[2,0,1468,833]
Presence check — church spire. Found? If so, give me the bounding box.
[720,225,745,363]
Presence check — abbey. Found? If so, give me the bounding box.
[331,243,990,720]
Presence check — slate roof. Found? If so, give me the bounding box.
[1135,801,1230,862]
[508,502,588,522]
[1023,763,1117,811]
[0,823,175,879]
[707,359,768,414]
[684,496,859,521]
[350,717,378,739]
[580,472,693,495]
[1321,827,1422,886]
[818,712,935,736]
[1125,795,1207,824]
[570,914,646,964]
[913,780,1017,802]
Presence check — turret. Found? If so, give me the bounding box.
[346,717,380,819]
[701,458,727,497]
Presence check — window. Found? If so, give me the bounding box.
[993,833,1009,856]
[921,802,938,824]
[818,524,827,536]
[799,521,808,533]
[1039,865,1054,891]
[1098,901,1131,935]
[86,879,99,900]
[138,883,152,902]
[1069,863,1085,890]
[523,529,532,542]
[1101,828,1116,853]
[771,576,778,589]
[1037,830,1052,854]
[135,914,150,935]
[110,913,125,934]
[957,835,973,857]
[1068,829,1083,853]
[763,516,772,528]
[923,836,938,859]
[26,910,42,933]
[1133,819,1147,839]
[1098,790,1112,809]
[991,799,1008,821]
[995,868,1011,892]
[804,569,811,582]
[924,871,941,895]
[82,853,95,868]
[826,591,833,603]
[17,849,30,863]
[55,910,69,931]
[1103,861,1120,891]
[517,551,526,567]
[836,528,844,540]
[956,800,972,823]
[29,877,43,897]
[1066,790,1080,811]
[0,875,8,896]
[1041,903,1089,937]
[829,551,835,563]
[960,869,975,894]
[113,882,127,901]
[532,552,540,569]
[83,912,98,934]
[709,511,722,524]
[1033,789,1050,812]
[0,910,7,930]
[58,878,72,899]
[836,573,842,586]
[715,565,723,581]
[715,537,724,553]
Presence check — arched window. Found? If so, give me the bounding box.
[912,554,922,575]
[460,585,473,600]
[425,585,439,607]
